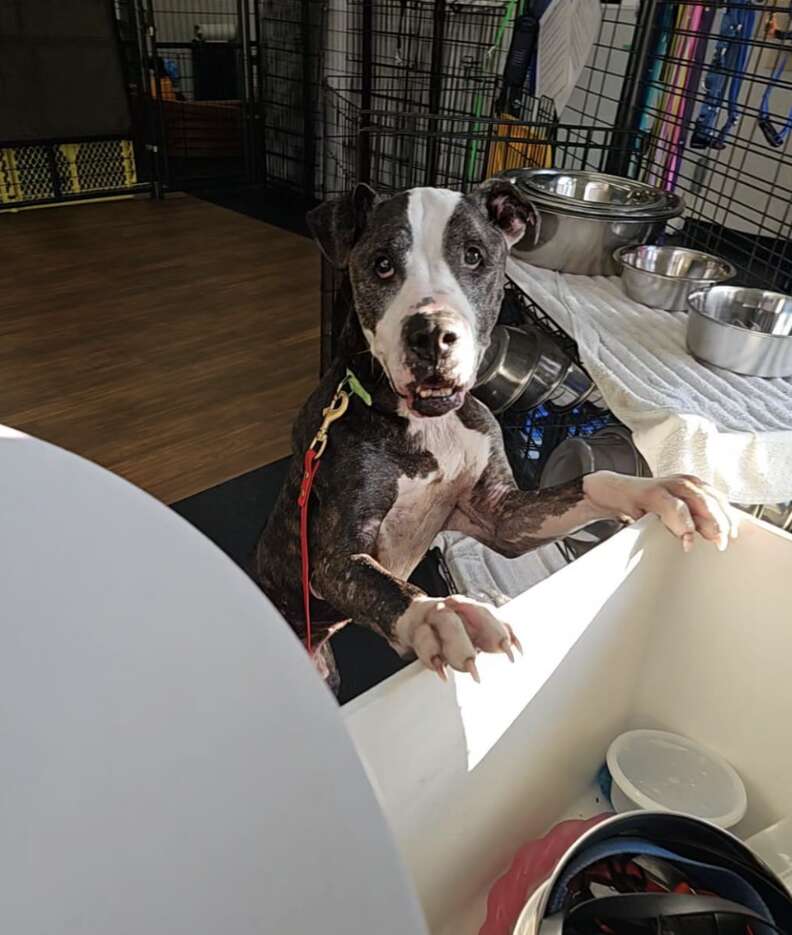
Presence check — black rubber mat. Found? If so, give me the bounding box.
[173,458,447,702]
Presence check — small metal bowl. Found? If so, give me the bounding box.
[687,286,792,378]
[615,245,735,312]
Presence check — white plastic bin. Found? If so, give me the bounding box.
[343,515,792,934]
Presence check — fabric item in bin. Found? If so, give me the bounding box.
[481,814,612,935]
[432,531,568,604]
[507,259,792,504]
[546,838,773,920]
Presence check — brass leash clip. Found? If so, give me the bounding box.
[308,383,350,460]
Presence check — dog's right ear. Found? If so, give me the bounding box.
[306,183,378,269]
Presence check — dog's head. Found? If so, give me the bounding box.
[308,181,538,417]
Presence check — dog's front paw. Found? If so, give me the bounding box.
[392,595,522,682]
[584,471,739,552]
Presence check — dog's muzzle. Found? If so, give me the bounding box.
[401,311,474,416]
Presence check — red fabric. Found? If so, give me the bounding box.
[480,813,612,935]
[298,448,321,655]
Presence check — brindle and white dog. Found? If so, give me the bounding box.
[254,180,736,692]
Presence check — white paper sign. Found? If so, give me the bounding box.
[536,0,602,115]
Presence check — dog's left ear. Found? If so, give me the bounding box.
[306,183,378,269]
[473,178,540,248]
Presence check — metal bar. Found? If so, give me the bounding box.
[424,0,448,186]
[237,0,253,184]
[252,0,266,184]
[605,0,659,176]
[142,0,168,197]
[358,0,374,185]
[0,184,152,213]
[302,0,316,201]
[46,145,62,199]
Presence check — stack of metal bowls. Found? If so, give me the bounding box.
[474,324,600,415]
[539,425,650,558]
[503,169,684,276]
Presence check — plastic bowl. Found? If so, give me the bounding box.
[606,729,747,829]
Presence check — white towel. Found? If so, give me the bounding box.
[507,259,792,504]
[433,532,569,605]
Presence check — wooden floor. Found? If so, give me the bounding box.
[0,195,320,503]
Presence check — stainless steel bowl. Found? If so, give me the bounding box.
[687,286,792,378]
[513,209,669,275]
[515,169,670,214]
[546,359,595,412]
[503,169,684,275]
[540,426,650,555]
[474,325,569,414]
[615,245,735,312]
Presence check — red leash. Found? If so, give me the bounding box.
[297,448,321,653]
[296,383,351,655]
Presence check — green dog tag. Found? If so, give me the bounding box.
[345,368,372,407]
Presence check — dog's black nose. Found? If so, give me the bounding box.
[403,313,459,363]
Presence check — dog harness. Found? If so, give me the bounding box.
[297,369,371,654]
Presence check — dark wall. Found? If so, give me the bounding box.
[0,0,131,143]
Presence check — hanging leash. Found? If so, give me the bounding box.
[297,369,372,655]
[758,10,792,148]
[691,0,757,151]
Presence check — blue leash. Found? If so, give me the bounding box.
[691,0,758,150]
[759,14,792,148]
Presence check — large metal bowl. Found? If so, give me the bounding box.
[516,169,671,215]
[503,169,684,275]
[615,245,736,312]
[515,211,665,275]
[687,286,792,378]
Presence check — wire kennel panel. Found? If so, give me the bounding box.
[564,0,792,292]
[320,1,520,198]
[259,0,324,196]
[321,73,643,199]
[128,0,261,190]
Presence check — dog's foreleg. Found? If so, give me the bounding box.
[312,551,519,680]
[450,453,737,556]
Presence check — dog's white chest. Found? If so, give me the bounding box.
[375,414,490,580]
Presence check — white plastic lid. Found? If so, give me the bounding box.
[607,729,748,829]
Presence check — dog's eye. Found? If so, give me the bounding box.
[374,255,394,279]
[464,245,483,269]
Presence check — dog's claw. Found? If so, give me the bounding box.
[508,627,524,656]
[431,656,448,682]
[464,658,481,683]
[500,637,515,663]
